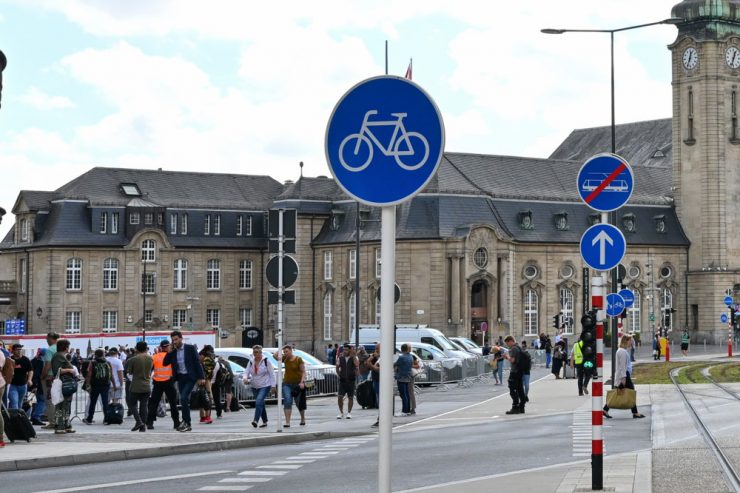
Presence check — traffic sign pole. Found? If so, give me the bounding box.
[276,209,284,434]
[592,275,605,491]
[379,206,396,493]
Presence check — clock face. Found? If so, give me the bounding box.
[727,46,740,68]
[683,47,698,70]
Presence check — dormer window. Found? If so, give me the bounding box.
[330,209,344,231]
[652,150,665,158]
[622,213,636,233]
[654,215,666,233]
[588,214,600,226]
[120,183,141,197]
[519,210,533,230]
[554,212,568,231]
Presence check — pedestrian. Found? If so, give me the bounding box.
[521,340,528,350]
[357,346,370,382]
[407,345,420,415]
[492,345,505,385]
[213,354,232,419]
[279,345,307,427]
[652,333,661,360]
[82,348,112,425]
[501,335,527,414]
[542,333,553,368]
[603,334,645,419]
[496,336,504,347]
[560,336,570,378]
[146,340,180,430]
[8,344,33,411]
[394,344,414,416]
[51,339,77,434]
[325,344,333,364]
[198,345,218,424]
[30,348,47,425]
[164,330,206,432]
[630,334,636,362]
[570,334,591,396]
[329,344,338,365]
[336,343,359,419]
[40,332,60,430]
[681,328,690,357]
[243,345,275,428]
[106,347,125,405]
[522,346,531,400]
[0,348,7,447]
[366,344,381,427]
[126,341,153,432]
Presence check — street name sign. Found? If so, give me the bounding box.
[580,223,626,271]
[577,153,634,212]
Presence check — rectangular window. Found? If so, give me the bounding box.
[375,248,381,278]
[112,213,119,234]
[323,292,332,340]
[141,273,156,294]
[173,259,188,290]
[207,308,220,329]
[66,259,82,290]
[21,219,29,241]
[170,214,178,235]
[103,258,118,291]
[65,311,81,333]
[524,289,538,336]
[130,213,140,225]
[324,251,333,280]
[214,215,220,236]
[157,213,163,225]
[246,216,253,236]
[19,258,27,293]
[237,216,243,236]
[348,291,356,334]
[181,213,188,235]
[102,311,117,332]
[239,260,253,289]
[240,308,252,328]
[628,293,641,333]
[144,310,153,324]
[204,215,210,235]
[100,212,108,234]
[349,249,356,280]
[172,309,186,329]
[144,213,153,225]
[207,259,220,290]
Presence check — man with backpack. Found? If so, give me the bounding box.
[83,349,112,425]
[500,335,528,415]
[213,355,233,419]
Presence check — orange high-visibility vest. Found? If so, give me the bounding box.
[152,352,173,382]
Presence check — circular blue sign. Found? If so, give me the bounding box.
[724,295,733,306]
[619,289,635,309]
[579,223,627,271]
[721,313,729,324]
[606,293,626,317]
[325,76,445,206]
[577,153,634,212]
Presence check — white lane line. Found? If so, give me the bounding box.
[257,465,304,470]
[286,456,319,460]
[199,487,252,492]
[237,471,289,476]
[308,450,340,454]
[33,471,233,493]
[273,460,316,464]
[220,478,272,483]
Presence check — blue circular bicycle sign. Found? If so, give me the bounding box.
[325,76,445,206]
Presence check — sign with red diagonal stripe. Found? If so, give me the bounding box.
[576,153,634,212]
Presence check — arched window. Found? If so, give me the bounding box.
[141,239,156,262]
[66,258,82,290]
[207,259,220,290]
[628,291,641,333]
[524,289,538,336]
[173,259,188,290]
[559,287,574,334]
[348,291,356,337]
[103,258,118,291]
[239,259,253,289]
[323,291,333,340]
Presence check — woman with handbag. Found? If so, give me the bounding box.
[243,346,275,428]
[603,334,645,419]
[50,339,78,434]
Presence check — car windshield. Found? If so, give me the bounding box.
[456,338,478,350]
[292,349,323,366]
[437,336,456,350]
[227,360,246,373]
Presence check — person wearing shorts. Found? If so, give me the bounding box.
[279,345,306,427]
[335,344,359,419]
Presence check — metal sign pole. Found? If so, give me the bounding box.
[378,205,396,493]
[276,209,284,433]
[592,274,605,490]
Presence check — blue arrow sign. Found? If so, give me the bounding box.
[619,289,635,309]
[721,313,729,324]
[325,76,445,206]
[606,293,626,317]
[577,153,634,212]
[724,295,733,306]
[580,223,627,271]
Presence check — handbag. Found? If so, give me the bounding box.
[61,374,78,397]
[51,372,64,405]
[411,367,420,378]
[190,384,212,410]
[606,387,637,410]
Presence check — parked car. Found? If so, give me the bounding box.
[450,337,484,356]
[263,347,338,395]
[353,325,476,360]
[396,341,460,384]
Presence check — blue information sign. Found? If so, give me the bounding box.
[580,223,627,271]
[606,293,626,318]
[619,289,635,309]
[724,295,733,306]
[721,313,729,324]
[325,76,445,206]
[4,319,26,335]
[577,153,634,212]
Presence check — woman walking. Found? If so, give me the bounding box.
[198,346,218,424]
[243,346,275,428]
[278,345,307,427]
[551,340,566,379]
[603,334,645,419]
[493,346,505,385]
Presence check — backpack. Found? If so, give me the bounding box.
[90,360,111,387]
[517,348,532,373]
[216,357,233,385]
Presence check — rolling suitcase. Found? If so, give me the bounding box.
[105,403,124,424]
[1,403,36,442]
[356,379,376,409]
[563,363,576,379]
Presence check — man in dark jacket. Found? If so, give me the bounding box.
[163,330,204,432]
[502,335,526,415]
[30,348,46,425]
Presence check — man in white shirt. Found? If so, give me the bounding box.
[106,348,125,404]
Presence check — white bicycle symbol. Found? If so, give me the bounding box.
[338,110,430,172]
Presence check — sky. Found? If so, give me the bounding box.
[0,0,682,239]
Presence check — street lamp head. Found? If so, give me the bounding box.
[541,28,565,34]
[662,17,684,25]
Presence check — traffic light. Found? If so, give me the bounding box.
[664,308,677,329]
[552,314,561,330]
[580,309,598,372]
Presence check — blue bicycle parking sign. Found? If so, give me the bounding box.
[606,293,626,318]
[619,288,635,309]
[325,76,445,206]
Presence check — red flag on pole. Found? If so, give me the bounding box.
[404,58,412,80]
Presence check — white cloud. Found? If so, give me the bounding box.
[18,86,75,109]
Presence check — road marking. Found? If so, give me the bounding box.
[571,410,602,457]
[273,460,316,464]
[219,478,272,483]
[286,456,319,460]
[257,464,304,470]
[32,471,233,493]
[237,471,288,476]
[198,487,251,492]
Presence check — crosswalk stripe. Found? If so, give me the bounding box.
[257,465,304,470]
[219,478,271,483]
[198,487,252,491]
[237,471,288,476]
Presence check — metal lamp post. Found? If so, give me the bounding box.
[142,259,147,344]
[541,17,681,387]
[0,49,6,109]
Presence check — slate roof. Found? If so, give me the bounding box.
[549,118,672,168]
[13,191,58,213]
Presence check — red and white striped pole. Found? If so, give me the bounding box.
[591,274,605,490]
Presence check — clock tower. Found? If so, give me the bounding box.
[671,0,740,336]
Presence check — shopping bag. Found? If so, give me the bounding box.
[51,376,64,405]
[605,388,636,410]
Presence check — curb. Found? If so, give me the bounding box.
[0,430,370,472]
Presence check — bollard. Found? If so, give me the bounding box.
[665,340,670,362]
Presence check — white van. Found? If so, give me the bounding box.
[352,325,475,360]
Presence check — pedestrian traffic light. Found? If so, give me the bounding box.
[552,314,561,330]
[580,309,598,372]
